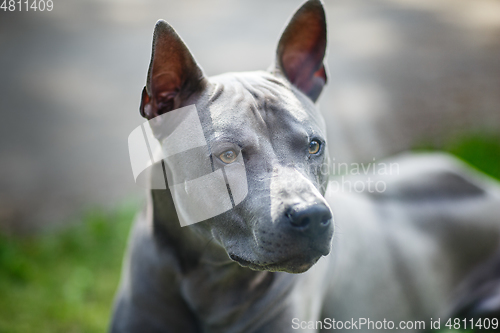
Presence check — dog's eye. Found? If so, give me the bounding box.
[308,140,321,154]
[219,150,238,164]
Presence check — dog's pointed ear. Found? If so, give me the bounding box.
[273,0,327,102]
[140,20,206,120]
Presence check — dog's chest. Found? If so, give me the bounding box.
[179,266,298,331]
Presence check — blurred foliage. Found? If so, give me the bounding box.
[0,203,136,333]
[415,132,500,181]
[0,132,498,332]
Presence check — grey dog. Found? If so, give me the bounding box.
[110,1,500,332]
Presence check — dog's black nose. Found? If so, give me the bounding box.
[287,204,332,231]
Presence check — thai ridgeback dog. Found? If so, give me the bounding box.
[111,1,500,331]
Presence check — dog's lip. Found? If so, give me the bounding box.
[229,254,253,266]
[228,252,322,273]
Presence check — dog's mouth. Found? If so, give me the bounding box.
[228,252,322,274]
[229,254,254,266]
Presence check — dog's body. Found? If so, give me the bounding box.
[111,1,500,332]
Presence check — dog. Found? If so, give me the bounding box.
[111,1,500,332]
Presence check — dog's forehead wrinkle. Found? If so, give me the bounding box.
[207,81,224,104]
[206,72,324,150]
[210,71,299,110]
[207,81,264,128]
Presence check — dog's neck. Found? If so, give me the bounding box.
[149,189,299,330]
[149,188,261,275]
[149,189,223,271]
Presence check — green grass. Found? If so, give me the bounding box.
[0,204,136,333]
[414,132,500,181]
[0,132,498,333]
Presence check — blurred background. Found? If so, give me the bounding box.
[0,0,499,331]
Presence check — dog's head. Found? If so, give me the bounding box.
[141,0,333,273]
